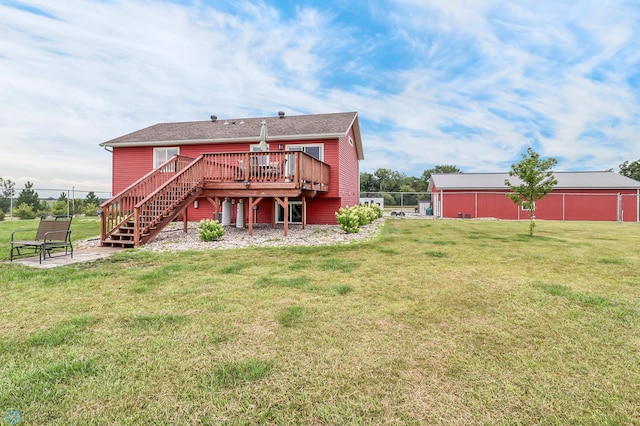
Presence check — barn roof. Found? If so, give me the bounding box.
[428,171,640,191]
[100,111,364,160]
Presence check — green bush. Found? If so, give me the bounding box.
[335,206,361,233]
[84,203,99,216]
[0,209,4,221]
[198,219,225,242]
[335,204,382,234]
[14,203,36,220]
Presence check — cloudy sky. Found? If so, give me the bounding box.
[2,0,639,196]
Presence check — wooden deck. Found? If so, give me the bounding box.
[100,152,330,247]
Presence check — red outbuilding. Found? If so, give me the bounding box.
[428,172,640,222]
[98,111,364,246]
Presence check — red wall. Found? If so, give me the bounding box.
[336,128,360,208]
[112,146,154,194]
[110,132,360,225]
[437,189,639,222]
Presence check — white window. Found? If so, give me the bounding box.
[154,147,179,169]
[285,144,324,177]
[521,201,535,211]
[276,201,303,223]
[250,145,270,166]
[285,144,324,161]
[348,136,354,147]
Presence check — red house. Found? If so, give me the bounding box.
[99,111,364,247]
[428,172,640,222]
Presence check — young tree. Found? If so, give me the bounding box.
[16,181,41,212]
[505,147,557,236]
[619,159,640,182]
[0,177,16,213]
[85,191,102,207]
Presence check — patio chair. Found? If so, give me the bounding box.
[10,215,74,264]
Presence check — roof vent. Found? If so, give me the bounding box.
[210,115,217,122]
[278,111,285,118]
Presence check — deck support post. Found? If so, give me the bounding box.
[301,196,306,230]
[207,196,220,221]
[183,207,188,233]
[274,196,289,237]
[247,197,264,236]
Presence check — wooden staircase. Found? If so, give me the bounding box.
[100,155,204,248]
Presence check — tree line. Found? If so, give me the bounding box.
[2,157,639,219]
[0,178,105,221]
[360,159,640,207]
[360,165,461,206]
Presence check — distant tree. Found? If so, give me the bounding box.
[619,159,640,182]
[0,177,16,213]
[505,148,557,236]
[418,165,463,190]
[85,191,102,207]
[57,192,68,202]
[374,168,405,193]
[16,182,41,211]
[83,203,99,216]
[50,200,69,216]
[359,172,378,192]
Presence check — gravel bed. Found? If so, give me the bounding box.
[137,219,385,252]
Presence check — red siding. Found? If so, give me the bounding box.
[437,189,639,222]
[112,146,154,194]
[337,127,360,208]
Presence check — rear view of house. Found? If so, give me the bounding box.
[99,111,364,247]
[428,172,640,222]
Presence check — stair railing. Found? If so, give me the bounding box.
[100,155,195,243]
[133,155,205,246]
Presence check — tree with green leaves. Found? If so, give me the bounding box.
[619,159,640,182]
[85,191,102,207]
[505,147,557,236]
[0,177,15,213]
[16,181,41,212]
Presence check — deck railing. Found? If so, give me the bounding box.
[201,151,329,188]
[133,155,205,245]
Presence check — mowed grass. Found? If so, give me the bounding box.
[1,219,639,424]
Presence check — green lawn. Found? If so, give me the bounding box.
[1,219,639,424]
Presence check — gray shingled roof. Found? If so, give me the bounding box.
[429,171,640,191]
[100,111,363,159]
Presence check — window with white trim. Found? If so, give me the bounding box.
[285,144,324,177]
[154,147,180,169]
[521,201,535,211]
[348,136,354,147]
[285,144,324,161]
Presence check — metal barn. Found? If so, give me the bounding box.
[428,172,640,222]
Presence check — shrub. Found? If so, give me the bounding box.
[0,209,4,221]
[335,204,382,234]
[14,203,36,220]
[83,203,99,216]
[335,206,361,233]
[198,219,224,242]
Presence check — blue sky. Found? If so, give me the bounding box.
[1,0,640,195]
